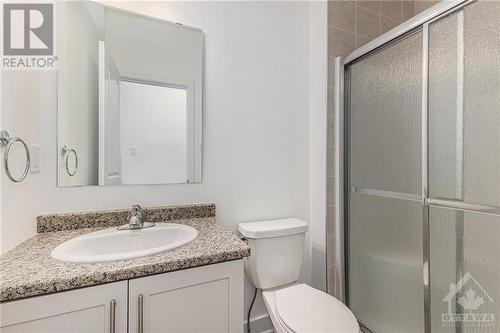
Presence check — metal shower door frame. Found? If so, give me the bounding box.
[333,1,491,332]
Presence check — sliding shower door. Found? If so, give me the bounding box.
[346,30,424,333]
[428,1,500,332]
[345,1,500,333]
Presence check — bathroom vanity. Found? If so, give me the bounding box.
[0,204,249,333]
[1,261,242,333]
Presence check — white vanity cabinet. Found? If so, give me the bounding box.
[0,281,128,333]
[129,260,244,333]
[0,260,244,333]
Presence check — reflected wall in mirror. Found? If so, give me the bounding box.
[58,1,203,187]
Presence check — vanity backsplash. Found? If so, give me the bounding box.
[37,203,216,233]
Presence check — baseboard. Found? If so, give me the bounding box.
[244,313,273,333]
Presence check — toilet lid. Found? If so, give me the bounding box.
[274,284,359,333]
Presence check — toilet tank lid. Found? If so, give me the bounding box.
[238,218,308,239]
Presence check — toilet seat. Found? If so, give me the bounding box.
[263,284,359,333]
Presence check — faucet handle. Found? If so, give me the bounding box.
[117,204,155,230]
[132,205,142,215]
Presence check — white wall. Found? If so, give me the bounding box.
[1,71,42,254]
[1,0,327,329]
[308,0,328,291]
[119,81,187,184]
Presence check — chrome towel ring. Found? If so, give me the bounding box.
[60,144,78,176]
[0,130,31,183]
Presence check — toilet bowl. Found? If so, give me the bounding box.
[238,218,359,333]
[263,283,359,333]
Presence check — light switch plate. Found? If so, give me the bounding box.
[30,145,40,173]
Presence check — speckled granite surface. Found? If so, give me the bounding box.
[37,203,216,233]
[0,217,250,302]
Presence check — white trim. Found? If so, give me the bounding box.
[344,1,467,64]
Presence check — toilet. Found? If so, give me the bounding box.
[238,218,359,333]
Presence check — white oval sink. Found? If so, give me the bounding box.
[51,223,198,263]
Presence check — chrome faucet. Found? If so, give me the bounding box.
[129,205,144,229]
[117,205,156,230]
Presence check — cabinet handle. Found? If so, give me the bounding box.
[110,300,116,333]
[138,294,144,333]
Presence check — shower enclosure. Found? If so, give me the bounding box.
[337,1,500,332]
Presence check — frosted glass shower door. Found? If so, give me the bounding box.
[346,31,424,332]
[428,0,500,207]
[429,209,500,333]
[428,1,500,332]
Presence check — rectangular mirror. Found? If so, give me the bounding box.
[57,1,203,187]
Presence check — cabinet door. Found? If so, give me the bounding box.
[129,260,244,333]
[0,281,127,333]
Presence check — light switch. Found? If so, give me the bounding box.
[30,145,40,173]
[129,147,137,157]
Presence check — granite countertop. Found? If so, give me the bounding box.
[0,207,250,302]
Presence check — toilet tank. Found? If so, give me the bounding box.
[238,218,308,290]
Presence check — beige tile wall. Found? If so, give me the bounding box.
[326,0,439,295]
